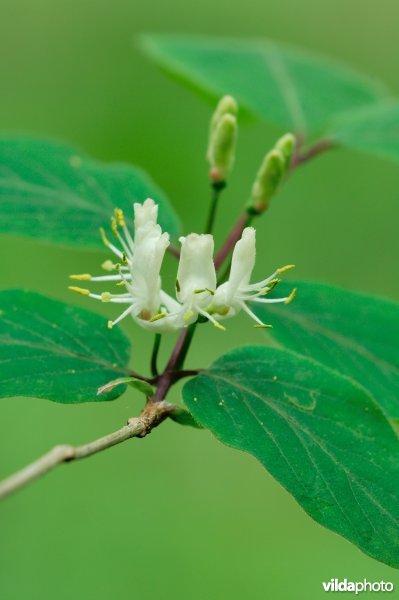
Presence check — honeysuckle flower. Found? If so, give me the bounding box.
[69,198,181,333]
[69,200,295,333]
[175,233,222,329]
[211,227,296,328]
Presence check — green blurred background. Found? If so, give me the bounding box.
[0,0,398,598]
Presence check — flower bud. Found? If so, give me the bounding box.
[248,149,285,214]
[275,133,296,168]
[208,113,237,183]
[207,95,238,183]
[209,95,238,137]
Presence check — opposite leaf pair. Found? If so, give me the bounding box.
[69,199,296,332]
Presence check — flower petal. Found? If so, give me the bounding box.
[177,234,217,305]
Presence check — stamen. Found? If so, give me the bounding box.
[68,286,90,296]
[149,312,167,323]
[116,265,133,289]
[99,227,123,259]
[69,273,92,281]
[266,278,280,292]
[91,274,130,282]
[111,216,118,237]
[240,301,271,327]
[194,288,215,295]
[277,264,295,275]
[111,216,133,258]
[249,297,289,304]
[108,304,137,328]
[102,260,117,271]
[285,288,297,304]
[115,208,125,227]
[197,308,226,331]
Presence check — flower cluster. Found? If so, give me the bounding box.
[69,199,295,333]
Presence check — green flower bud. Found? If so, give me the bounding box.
[208,113,237,183]
[207,95,238,183]
[275,133,296,168]
[248,149,285,214]
[209,95,238,136]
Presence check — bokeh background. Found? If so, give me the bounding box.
[0,1,398,598]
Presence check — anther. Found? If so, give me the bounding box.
[277,264,295,275]
[69,273,92,281]
[285,288,297,304]
[68,286,90,296]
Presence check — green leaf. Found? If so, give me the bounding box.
[0,290,132,403]
[0,137,181,249]
[183,346,399,567]
[97,376,155,398]
[169,406,204,429]
[140,35,387,134]
[254,281,399,419]
[330,101,399,161]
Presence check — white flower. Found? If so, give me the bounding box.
[69,201,295,333]
[212,227,296,327]
[175,233,222,328]
[69,198,181,332]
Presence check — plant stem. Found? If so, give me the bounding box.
[151,334,162,377]
[214,212,252,270]
[173,324,196,371]
[153,324,196,403]
[0,400,175,502]
[291,138,334,170]
[168,244,180,259]
[205,181,226,234]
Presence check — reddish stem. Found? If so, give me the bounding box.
[168,244,180,259]
[214,213,250,270]
[291,138,334,170]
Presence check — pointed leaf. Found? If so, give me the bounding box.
[0,137,181,249]
[255,281,399,419]
[141,35,386,134]
[0,290,131,403]
[183,346,399,567]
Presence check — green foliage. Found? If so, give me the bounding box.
[255,281,399,419]
[0,137,181,249]
[140,35,386,134]
[330,101,399,161]
[97,376,155,398]
[169,406,204,428]
[0,290,131,403]
[183,346,399,567]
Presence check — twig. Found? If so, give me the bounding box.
[0,400,175,502]
[153,325,196,402]
[205,181,226,234]
[151,334,162,377]
[214,213,251,270]
[168,244,180,259]
[291,138,334,169]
